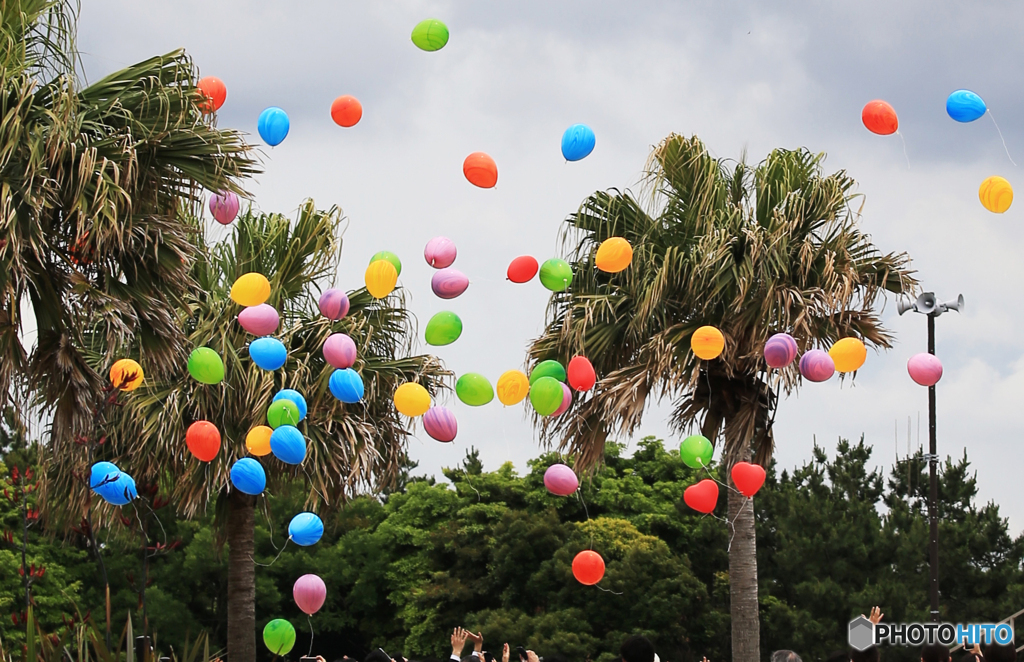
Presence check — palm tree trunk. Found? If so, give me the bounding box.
[227,490,257,662]
[727,447,760,662]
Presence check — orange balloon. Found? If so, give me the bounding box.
[862,100,898,136]
[186,421,221,462]
[197,76,227,113]
[331,95,362,127]
[463,152,498,189]
[109,358,144,391]
[691,326,725,360]
[572,550,606,586]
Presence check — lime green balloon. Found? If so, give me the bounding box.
[529,377,563,416]
[680,434,713,469]
[267,400,300,429]
[411,18,449,52]
[425,311,463,346]
[455,373,493,406]
[369,251,402,277]
[263,619,295,655]
[188,347,224,385]
[529,360,566,384]
[539,258,573,292]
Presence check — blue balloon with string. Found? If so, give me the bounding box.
[272,389,307,422]
[561,124,596,161]
[258,107,290,146]
[288,512,324,546]
[98,472,137,506]
[250,337,287,371]
[270,425,306,465]
[230,458,266,495]
[946,90,987,123]
[329,368,364,403]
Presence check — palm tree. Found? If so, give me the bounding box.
[530,134,916,662]
[51,202,449,662]
[0,0,257,439]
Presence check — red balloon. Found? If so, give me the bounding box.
[186,421,221,462]
[197,77,227,113]
[567,356,596,391]
[507,256,539,283]
[862,100,898,136]
[463,152,498,188]
[572,550,605,586]
[683,479,719,514]
[331,95,362,127]
[731,462,766,498]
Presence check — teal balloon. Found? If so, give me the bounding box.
[539,258,573,292]
[425,311,463,346]
[270,425,306,465]
[946,89,986,123]
[529,360,566,384]
[455,373,493,406]
[680,434,713,469]
[529,377,563,416]
[329,368,364,403]
[258,107,290,146]
[267,399,300,429]
[249,337,287,371]
[561,124,596,161]
[98,473,136,506]
[230,458,266,495]
[263,619,296,655]
[288,512,324,546]
[272,389,307,421]
[187,347,224,385]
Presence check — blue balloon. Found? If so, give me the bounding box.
[946,90,987,123]
[230,458,266,495]
[270,425,306,465]
[329,368,364,403]
[258,107,290,146]
[90,461,120,490]
[288,512,324,546]
[273,389,307,422]
[98,473,137,506]
[561,124,596,162]
[250,337,287,371]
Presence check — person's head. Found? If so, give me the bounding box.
[851,647,879,662]
[620,636,655,662]
[921,644,950,662]
[366,650,392,662]
[982,643,1016,662]
[771,651,802,662]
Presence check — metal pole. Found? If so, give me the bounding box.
[928,313,939,622]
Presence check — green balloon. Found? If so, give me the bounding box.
[369,251,402,277]
[539,258,573,292]
[529,359,566,385]
[263,619,295,655]
[680,434,713,469]
[411,18,449,52]
[529,377,563,416]
[267,400,300,429]
[187,347,224,385]
[455,373,493,406]
[425,311,463,346]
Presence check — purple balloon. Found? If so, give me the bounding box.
[431,268,470,300]
[908,353,943,386]
[323,333,357,369]
[424,236,457,269]
[799,349,835,382]
[422,406,457,443]
[544,463,579,496]
[764,333,798,369]
[209,191,239,225]
[293,573,326,615]
[237,304,279,336]
[551,383,572,417]
[318,288,350,321]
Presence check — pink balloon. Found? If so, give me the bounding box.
[799,349,835,382]
[430,268,469,299]
[764,333,798,369]
[318,289,350,321]
[209,191,239,225]
[323,333,357,369]
[237,304,279,336]
[544,463,578,496]
[293,573,326,615]
[424,236,457,269]
[908,353,942,386]
[551,383,572,417]
[423,406,457,442]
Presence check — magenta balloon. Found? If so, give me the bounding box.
[551,383,572,417]
[543,463,579,496]
[799,349,835,382]
[293,573,326,615]
[764,333,798,369]
[424,236,457,269]
[422,406,457,442]
[430,268,470,300]
[323,333,357,369]
[318,289,350,321]
[908,353,943,386]
[209,191,239,225]
[237,304,279,336]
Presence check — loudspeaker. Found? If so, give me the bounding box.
[940,294,965,314]
[914,292,938,315]
[897,297,915,315]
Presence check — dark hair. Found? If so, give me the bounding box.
[851,647,879,662]
[982,643,1016,662]
[921,644,950,662]
[620,636,655,662]
[828,651,850,662]
[366,651,392,662]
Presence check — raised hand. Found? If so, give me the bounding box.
[869,606,884,625]
[452,628,470,657]
[502,644,510,662]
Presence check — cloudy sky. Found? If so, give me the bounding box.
[77,1,1024,531]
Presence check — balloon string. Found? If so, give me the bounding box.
[576,487,594,550]
[307,614,315,657]
[700,461,741,495]
[303,466,330,507]
[261,494,282,552]
[250,537,289,567]
[988,110,1017,166]
[726,497,751,553]
[896,131,911,170]
[594,584,623,595]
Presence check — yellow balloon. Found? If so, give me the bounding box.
[365,260,398,299]
[230,273,271,306]
[109,358,144,391]
[245,426,273,456]
[829,337,867,373]
[979,176,1013,214]
[496,369,530,405]
[595,237,633,273]
[691,326,725,360]
[394,382,431,417]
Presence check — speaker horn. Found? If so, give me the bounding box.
[897,297,915,316]
[914,292,937,315]
[940,294,965,314]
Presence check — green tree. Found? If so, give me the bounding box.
[529,134,916,662]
